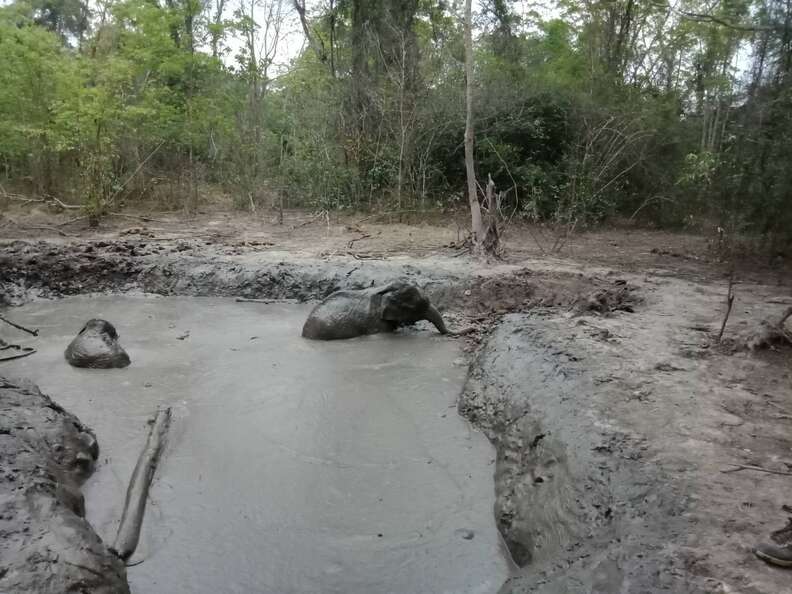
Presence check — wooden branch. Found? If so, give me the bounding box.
[235,298,273,304]
[722,464,792,477]
[104,140,165,208]
[111,408,172,561]
[292,0,331,72]
[717,268,735,342]
[678,10,777,32]
[0,315,39,336]
[21,224,77,237]
[289,209,328,231]
[779,306,792,328]
[49,196,82,209]
[354,209,428,226]
[0,348,36,362]
[108,212,172,224]
[347,234,371,248]
[58,215,90,227]
[1,192,46,204]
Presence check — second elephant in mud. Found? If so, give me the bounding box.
[65,319,131,368]
[302,282,448,340]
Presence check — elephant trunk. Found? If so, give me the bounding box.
[424,304,449,335]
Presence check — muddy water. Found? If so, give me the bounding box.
[3,296,511,594]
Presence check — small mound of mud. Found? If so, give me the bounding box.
[0,377,128,594]
[574,280,641,314]
[742,321,792,351]
[724,306,792,352]
[461,270,641,318]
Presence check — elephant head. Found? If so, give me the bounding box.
[302,282,448,340]
[378,283,448,334]
[64,319,131,369]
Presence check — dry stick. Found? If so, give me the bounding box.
[235,298,273,304]
[722,464,792,477]
[717,266,736,342]
[104,140,166,209]
[48,195,81,210]
[347,234,371,249]
[766,400,792,416]
[21,224,76,237]
[108,212,173,224]
[0,349,36,363]
[484,138,546,255]
[779,306,792,327]
[111,407,172,561]
[0,315,39,336]
[354,209,426,226]
[58,215,90,227]
[289,209,328,231]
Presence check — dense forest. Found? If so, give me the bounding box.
[1,0,791,248]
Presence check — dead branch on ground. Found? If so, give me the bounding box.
[347,234,371,248]
[0,348,36,362]
[49,196,81,209]
[289,209,329,231]
[235,298,274,304]
[717,267,736,342]
[111,407,172,560]
[354,209,428,226]
[108,212,173,224]
[0,315,39,336]
[58,215,90,227]
[722,464,792,477]
[348,252,383,260]
[742,305,792,350]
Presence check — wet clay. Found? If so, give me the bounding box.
[3,296,512,594]
[0,377,129,594]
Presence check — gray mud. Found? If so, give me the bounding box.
[0,240,634,317]
[2,295,513,594]
[462,314,701,594]
[0,377,129,594]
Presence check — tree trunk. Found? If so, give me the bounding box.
[463,0,484,252]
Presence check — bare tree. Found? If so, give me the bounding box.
[234,0,287,209]
[210,0,227,57]
[463,0,484,253]
[293,0,336,77]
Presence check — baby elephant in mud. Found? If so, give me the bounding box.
[302,282,448,340]
[65,319,131,368]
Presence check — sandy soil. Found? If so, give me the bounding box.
[1,205,791,593]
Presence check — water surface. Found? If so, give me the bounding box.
[3,296,511,594]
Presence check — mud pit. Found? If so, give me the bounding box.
[3,296,513,594]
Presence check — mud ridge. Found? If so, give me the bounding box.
[0,240,639,317]
[462,314,706,593]
[0,376,129,594]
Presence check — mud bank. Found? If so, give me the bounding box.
[0,240,635,317]
[462,314,727,594]
[0,377,128,594]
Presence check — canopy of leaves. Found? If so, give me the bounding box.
[0,0,790,247]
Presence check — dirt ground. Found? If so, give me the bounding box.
[1,204,791,593]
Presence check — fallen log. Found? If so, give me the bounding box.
[111,407,172,561]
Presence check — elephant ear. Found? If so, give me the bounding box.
[380,285,429,322]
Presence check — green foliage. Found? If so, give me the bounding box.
[0,0,789,247]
